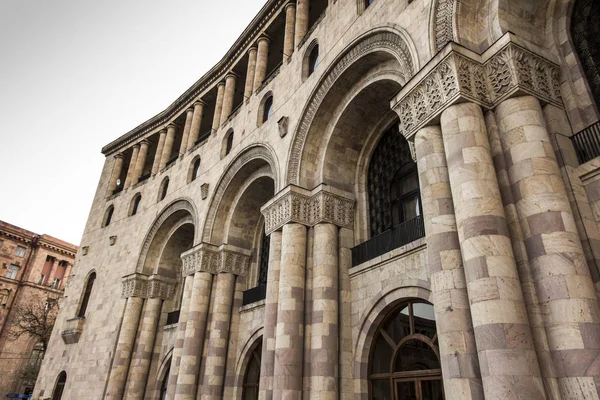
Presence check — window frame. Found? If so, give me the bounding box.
[77,272,96,318]
[158,178,170,202]
[103,205,115,228]
[390,164,421,227]
[6,264,20,280]
[130,193,142,216]
[15,245,26,257]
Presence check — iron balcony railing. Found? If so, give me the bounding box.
[242,285,267,306]
[572,120,600,164]
[166,310,180,325]
[351,215,425,267]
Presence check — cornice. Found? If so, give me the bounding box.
[102,0,286,156]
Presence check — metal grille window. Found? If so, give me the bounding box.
[258,230,270,286]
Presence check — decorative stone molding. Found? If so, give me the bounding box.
[434,0,455,51]
[261,184,355,235]
[391,34,562,141]
[121,273,176,299]
[278,116,289,138]
[61,317,85,345]
[181,243,251,277]
[201,183,209,200]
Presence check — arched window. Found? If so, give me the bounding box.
[77,272,96,318]
[242,341,262,400]
[222,130,234,158]
[159,177,169,201]
[103,206,114,228]
[369,300,443,400]
[52,371,67,400]
[368,124,418,237]
[188,157,201,183]
[572,0,600,109]
[257,229,270,286]
[263,96,274,123]
[365,0,375,8]
[130,194,142,216]
[160,363,170,400]
[308,45,319,76]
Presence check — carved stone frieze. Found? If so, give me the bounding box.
[147,275,176,300]
[261,185,355,235]
[121,273,148,299]
[392,37,563,141]
[121,273,176,299]
[181,243,251,277]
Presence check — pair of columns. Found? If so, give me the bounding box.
[259,186,354,399]
[167,244,251,400]
[105,274,176,400]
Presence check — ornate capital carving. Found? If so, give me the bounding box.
[261,184,355,235]
[147,275,176,300]
[121,273,176,299]
[392,34,562,141]
[181,243,251,276]
[121,273,148,299]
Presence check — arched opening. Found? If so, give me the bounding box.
[160,362,171,400]
[222,130,235,157]
[263,96,274,124]
[188,156,201,183]
[130,193,142,216]
[77,272,96,318]
[102,205,114,228]
[303,41,320,80]
[369,300,443,400]
[158,177,169,202]
[242,340,262,400]
[572,0,600,110]
[52,371,67,400]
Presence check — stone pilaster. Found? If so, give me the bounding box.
[108,153,124,194]
[244,47,258,100]
[415,125,483,399]
[253,36,271,92]
[338,227,353,398]
[272,223,307,399]
[294,0,309,48]
[283,2,296,62]
[124,144,140,190]
[159,124,177,170]
[212,82,226,131]
[309,223,339,399]
[496,95,600,397]
[132,140,150,184]
[441,102,544,398]
[220,73,238,125]
[152,129,167,176]
[179,108,194,157]
[186,101,205,151]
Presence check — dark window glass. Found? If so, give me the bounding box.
[258,230,270,286]
[131,195,141,216]
[160,179,169,201]
[52,371,67,400]
[390,165,421,227]
[104,207,114,227]
[308,45,319,75]
[263,97,274,123]
[192,158,201,181]
[366,0,374,7]
[160,364,170,400]
[226,132,234,155]
[78,273,96,318]
[242,341,262,400]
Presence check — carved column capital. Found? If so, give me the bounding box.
[261,184,355,235]
[181,243,251,276]
[147,275,176,300]
[121,273,149,299]
[391,33,562,141]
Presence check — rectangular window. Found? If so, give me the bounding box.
[38,275,45,285]
[6,264,19,280]
[0,239,3,248]
[15,246,26,257]
[52,278,61,289]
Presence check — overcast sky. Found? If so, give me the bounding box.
[0,0,266,245]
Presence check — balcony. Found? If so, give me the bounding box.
[572,120,600,164]
[351,215,425,267]
[61,317,85,344]
[242,285,267,306]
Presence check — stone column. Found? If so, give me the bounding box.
[309,223,339,399]
[253,36,270,92]
[186,101,205,151]
[338,227,353,398]
[166,275,194,400]
[175,272,213,400]
[159,124,177,170]
[108,153,124,194]
[212,82,226,131]
[273,223,307,399]
[152,129,167,176]
[106,296,144,400]
[220,73,238,126]
[440,102,544,398]
[124,297,162,400]
[294,0,309,47]
[259,230,282,400]
[200,273,236,400]
[132,139,150,184]
[124,144,140,190]
[283,2,296,62]
[179,108,194,157]
[415,125,483,399]
[244,47,258,100]
[495,96,600,396]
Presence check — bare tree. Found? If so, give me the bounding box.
[7,295,59,352]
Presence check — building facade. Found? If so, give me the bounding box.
[0,220,76,397]
[34,0,600,399]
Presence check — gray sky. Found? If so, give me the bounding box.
[0,0,266,245]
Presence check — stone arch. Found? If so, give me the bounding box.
[153,349,173,399]
[354,283,432,398]
[202,143,279,245]
[286,27,418,186]
[136,198,198,275]
[233,327,264,399]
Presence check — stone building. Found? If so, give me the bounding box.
[0,220,77,397]
[34,0,600,398]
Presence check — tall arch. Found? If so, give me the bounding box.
[286,27,418,187]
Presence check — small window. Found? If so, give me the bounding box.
[52,278,61,289]
[38,275,45,285]
[78,272,96,318]
[308,45,319,76]
[15,246,26,257]
[365,0,374,7]
[103,205,115,228]
[6,264,19,280]
[0,289,9,307]
[189,157,201,183]
[159,178,169,201]
[130,194,142,216]
[52,371,67,400]
[390,164,421,226]
[222,130,234,158]
[263,96,273,123]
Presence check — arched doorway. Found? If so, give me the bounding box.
[160,364,170,400]
[242,341,262,400]
[52,371,67,400]
[369,300,443,400]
